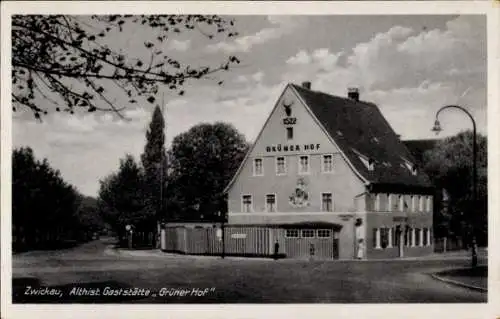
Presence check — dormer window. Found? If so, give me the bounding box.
[401,157,417,175]
[352,148,374,171]
[411,165,418,176]
[368,159,375,171]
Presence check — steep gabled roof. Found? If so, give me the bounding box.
[291,84,433,192]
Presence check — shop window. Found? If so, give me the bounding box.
[423,228,428,246]
[242,195,252,213]
[380,228,389,249]
[253,158,263,176]
[317,229,332,238]
[415,228,421,246]
[322,155,334,173]
[321,193,333,212]
[266,194,276,212]
[404,228,410,247]
[302,229,315,238]
[298,155,310,174]
[285,229,299,238]
[276,157,286,175]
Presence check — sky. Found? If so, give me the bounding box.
[12,15,488,197]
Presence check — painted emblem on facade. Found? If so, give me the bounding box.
[283,100,293,117]
[289,177,310,207]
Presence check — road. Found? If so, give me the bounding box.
[12,237,487,303]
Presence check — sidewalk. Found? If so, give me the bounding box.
[430,266,488,292]
[108,246,486,262]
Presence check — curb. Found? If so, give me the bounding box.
[430,273,487,293]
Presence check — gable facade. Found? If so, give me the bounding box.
[224,83,434,260]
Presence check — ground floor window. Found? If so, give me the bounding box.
[242,195,252,213]
[415,228,421,246]
[266,194,276,212]
[380,228,389,248]
[321,193,333,212]
[405,228,412,247]
[285,229,299,238]
[302,229,315,238]
[317,229,332,238]
[373,227,393,249]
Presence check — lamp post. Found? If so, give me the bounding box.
[431,105,478,268]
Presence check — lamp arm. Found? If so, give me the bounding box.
[435,105,477,133]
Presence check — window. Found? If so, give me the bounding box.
[321,193,333,212]
[253,158,263,176]
[419,195,424,211]
[322,155,333,173]
[299,155,310,174]
[404,227,414,247]
[302,229,315,238]
[411,195,417,212]
[375,194,381,211]
[387,194,392,211]
[317,229,332,238]
[399,195,408,212]
[266,194,276,212]
[286,127,294,140]
[391,227,397,247]
[415,228,421,247]
[380,228,390,249]
[276,157,286,175]
[285,229,299,238]
[426,196,432,212]
[242,195,252,213]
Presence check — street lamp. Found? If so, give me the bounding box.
[432,105,478,268]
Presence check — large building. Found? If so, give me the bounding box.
[223,82,435,260]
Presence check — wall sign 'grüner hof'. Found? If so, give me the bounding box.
[265,143,321,153]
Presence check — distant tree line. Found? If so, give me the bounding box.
[12,147,104,252]
[422,130,487,248]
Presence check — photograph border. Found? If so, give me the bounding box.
[1,1,499,318]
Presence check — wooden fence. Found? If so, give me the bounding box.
[161,226,273,257]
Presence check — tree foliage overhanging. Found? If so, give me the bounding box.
[12,15,241,119]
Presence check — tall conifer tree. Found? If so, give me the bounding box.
[141,105,168,246]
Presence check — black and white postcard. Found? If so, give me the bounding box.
[1,1,499,319]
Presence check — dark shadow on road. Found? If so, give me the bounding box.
[436,265,487,278]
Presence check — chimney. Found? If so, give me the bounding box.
[302,81,311,90]
[348,87,359,101]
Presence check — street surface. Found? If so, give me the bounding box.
[12,237,487,303]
